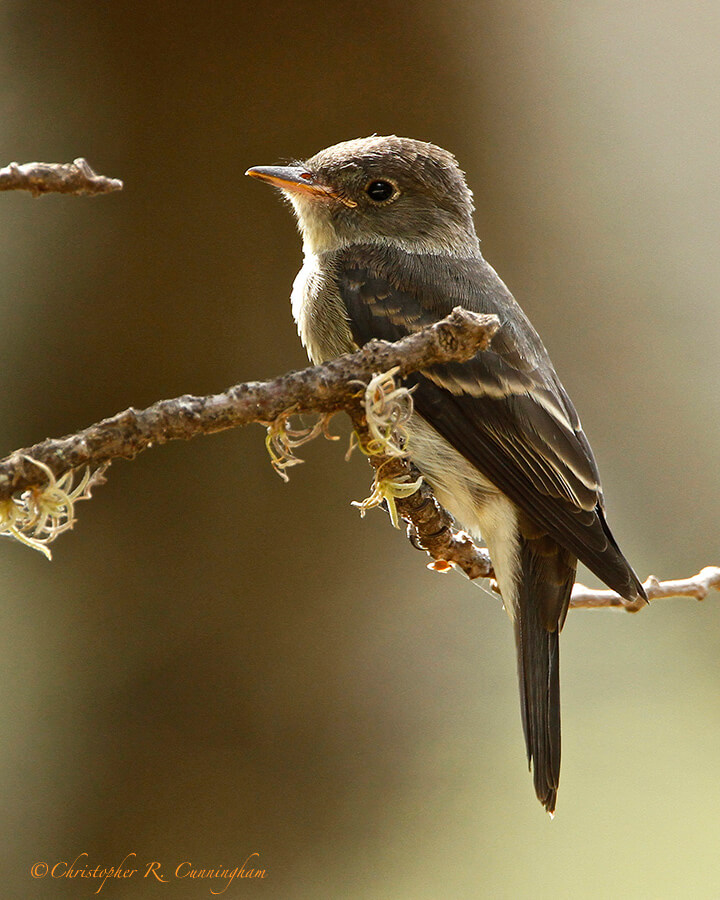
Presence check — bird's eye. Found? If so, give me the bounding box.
[365,180,396,202]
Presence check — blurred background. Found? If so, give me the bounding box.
[1,2,718,897]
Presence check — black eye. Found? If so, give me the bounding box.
[366,180,396,202]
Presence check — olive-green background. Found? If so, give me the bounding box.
[1,2,718,898]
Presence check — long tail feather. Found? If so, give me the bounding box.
[514,534,576,814]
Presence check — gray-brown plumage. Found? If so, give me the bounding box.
[247,135,645,813]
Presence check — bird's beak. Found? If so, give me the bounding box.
[245,164,326,198]
[246,164,357,207]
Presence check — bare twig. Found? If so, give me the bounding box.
[570,567,720,611]
[0,158,123,197]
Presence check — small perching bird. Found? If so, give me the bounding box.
[247,135,645,814]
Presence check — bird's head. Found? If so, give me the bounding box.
[246,135,479,256]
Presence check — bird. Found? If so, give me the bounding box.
[246,135,645,814]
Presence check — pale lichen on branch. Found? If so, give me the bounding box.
[349,368,423,527]
[263,409,340,481]
[0,458,107,559]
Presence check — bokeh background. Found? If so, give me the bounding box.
[1,2,718,898]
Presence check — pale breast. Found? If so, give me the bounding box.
[291,252,357,365]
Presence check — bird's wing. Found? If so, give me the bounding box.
[333,243,644,605]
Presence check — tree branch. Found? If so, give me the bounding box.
[570,567,720,610]
[0,159,123,197]
[348,413,495,581]
[0,303,715,613]
[346,411,720,612]
[0,308,498,500]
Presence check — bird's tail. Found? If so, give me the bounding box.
[513,534,576,815]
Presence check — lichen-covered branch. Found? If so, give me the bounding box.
[345,411,720,612]
[0,308,498,501]
[0,158,123,197]
[0,302,715,613]
[349,412,495,581]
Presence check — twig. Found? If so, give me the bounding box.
[0,159,123,197]
[570,567,720,611]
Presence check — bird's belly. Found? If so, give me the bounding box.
[406,412,521,616]
[406,412,498,530]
